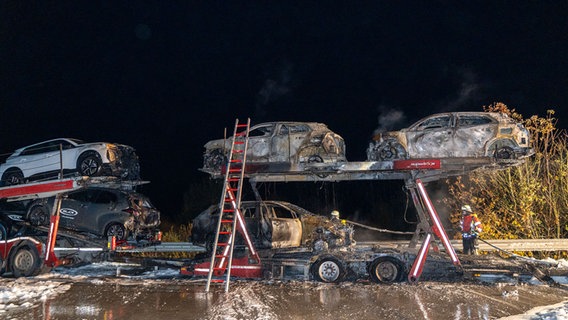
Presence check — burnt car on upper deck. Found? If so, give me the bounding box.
[202,122,346,173]
[0,138,140,186]
[366,112,533,162]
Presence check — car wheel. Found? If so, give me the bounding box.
[377,142,407,161]
[369,256,405,284]
[204,149,227,171]
[494,146,515,160]
[77,152,102,176]
[308,155,324,163]
[105,223,127,240]
[2,168,24,186]
[28,205,50,226]
[311,256,345,283]
[10,244,42,277]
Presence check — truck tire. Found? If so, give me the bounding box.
[10,244,42,277]
[311,256,345,283]
[368,256,405,283]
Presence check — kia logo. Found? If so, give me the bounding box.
[60,208,78,217]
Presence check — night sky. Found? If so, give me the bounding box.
[1,2,567,221]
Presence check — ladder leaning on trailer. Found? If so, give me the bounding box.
[205,118,261,293]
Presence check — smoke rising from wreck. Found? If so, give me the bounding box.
[373,107,406,135]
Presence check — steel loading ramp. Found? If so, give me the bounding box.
[222,157,519,183]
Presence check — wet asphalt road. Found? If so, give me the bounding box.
[4,274,568,320]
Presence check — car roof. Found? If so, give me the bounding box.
[12,138,84,153]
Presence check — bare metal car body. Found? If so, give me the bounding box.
[191,201,354,252]
[202,122,346,172]
[367,112,533,161]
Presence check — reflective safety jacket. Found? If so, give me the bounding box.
[460,213,482,234]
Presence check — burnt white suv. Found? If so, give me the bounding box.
[367,112,533,162]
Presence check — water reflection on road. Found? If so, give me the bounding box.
[5,275,568,320]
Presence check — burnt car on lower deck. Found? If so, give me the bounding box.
[191,200,354,252]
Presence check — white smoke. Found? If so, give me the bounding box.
[373,106,406,135]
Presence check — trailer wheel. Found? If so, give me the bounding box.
[10,245,42,277]
[369,256,405,284]
[311,256,345,283]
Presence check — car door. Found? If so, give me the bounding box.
[270,124,291,162]
[406,114,454,158]
[17,141,64,177]
[247,123,274,162]
[454,114,497,157]
[264,203,302,248]
[60,189,118,235]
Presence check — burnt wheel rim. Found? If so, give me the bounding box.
[318,260,340,282]
[375,260,399,282]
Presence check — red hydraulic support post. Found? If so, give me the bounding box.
[408,178,462,283]
[45,194,63,267]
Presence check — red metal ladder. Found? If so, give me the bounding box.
[205,118,261,292]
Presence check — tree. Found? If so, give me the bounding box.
[444,103,568,240]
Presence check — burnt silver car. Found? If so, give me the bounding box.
[202,122,346,172]
[367,112,533,161]
[22,187,160,240]
[191,201,354,252]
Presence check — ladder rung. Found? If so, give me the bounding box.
[232,150,244,153]
[217,242,228,246]
[210,279,225,283]
[220,219,233,223]
[229,159,242,163]
[236,123,248,127]
[215,254,228,258]
[222,210,234,213]
[219,231,231,235]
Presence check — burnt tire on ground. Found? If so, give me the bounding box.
[368,256,405,284]
[77,152,102,176]
[311,256,345,283]
[10,244,42,278]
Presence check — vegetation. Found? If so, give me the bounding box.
[444,103,568,245]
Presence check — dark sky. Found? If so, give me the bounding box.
[1,2,567,218]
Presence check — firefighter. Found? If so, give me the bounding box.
[460,204,482,255]
[330,210,340,221]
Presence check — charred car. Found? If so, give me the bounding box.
[0,138,140,186]
[202,122,346,173]
[191,200,354,252]
[11,187,160,240]
[367,112,533,162]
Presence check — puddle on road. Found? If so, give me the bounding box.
[1,263,568,320]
